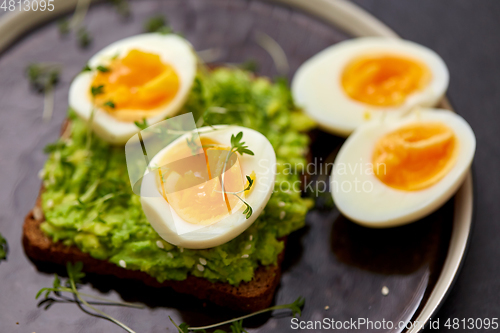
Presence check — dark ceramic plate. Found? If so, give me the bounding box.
[0,0,473,332]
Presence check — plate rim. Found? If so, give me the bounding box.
[0,1,474,332]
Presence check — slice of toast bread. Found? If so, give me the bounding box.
[23,117,292,312]
[23,194,285,312]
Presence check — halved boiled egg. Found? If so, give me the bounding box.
[331,109,475,227]
[140,126,276,248]
[292,38,449,136]
[69,33,197,144]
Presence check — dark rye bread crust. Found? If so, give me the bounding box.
[23,195,285,312]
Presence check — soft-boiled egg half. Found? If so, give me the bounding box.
[69,33,197,144]
[140,126,276,249]
[331,109,475,228]
[292,37,449,136]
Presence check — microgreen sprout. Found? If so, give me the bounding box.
[144,15,172,34]
[219,132,255,219]
[97,65,110,73]
[169,296,305,332]
[109,0,131,18]
[217,175,253,195]
[26,63,61,122]
[0,233,7,261]
[58,0,130,47]
[58,19,71,35]
[77,27,92,48]
[134,118,148,130]
[239,59,259,73]
[36,262,142,333]
[82,63,92,72]
[186,134,201,155]
[91,85,104,97]
[36,262,303,333]
[57,0,92,48]
[103,100,116,109]
[254,31,289,76]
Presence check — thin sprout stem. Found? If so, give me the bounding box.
[76,294,143,309]
[196,106,228,128]
[52,287,143,308]
[159,129,191,135]
[195,115,205,127]
[216,177,252,195]
[196,48,223,63]
[215,188,246,195]
[43,294,141,308]
[188,302,296,331]
[233,193,250,209]
[71,0,91,30]
[42,85,54,122]
[254,31,289,75]
[169,317,184,331]
[207,106,228,114]
[69,279,137,333]
[94,192,116,204]
[219,148,235,201]
[155,126,221,136]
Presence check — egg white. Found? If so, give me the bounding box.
[69,33,197,145]
[330,109,475,228]
[292,37,449,137]
[141,126,277,249]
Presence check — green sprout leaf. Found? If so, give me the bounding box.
[228,320,248,333]
[103,100,116,109]
[26,63,60,92]
[230,132,254,157]
[134,118,148,130]
[35,262,143,333]
[169,317,190,333]
[218,132,256,219]
[91,85,105,97]
[108,0,130,18]
[144,15,172,34]
[244,175,254,191]
[97,65,110,73]
[0,233,7,261]
[242,202,253,219]
[186,135,202,155]
[239,60,258,73]
[66,261,85,284]
[26,63,61,121]
[57,18,70,35]
[44,141,66,154]
[82,63,92,72]
[53,274,61,289]
[77,27,92,48]
[289,296,306,317]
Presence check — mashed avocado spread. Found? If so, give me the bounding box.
[40,68,315,286]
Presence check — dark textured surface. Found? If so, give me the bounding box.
[352,0,500,327]
[0,0,489,332]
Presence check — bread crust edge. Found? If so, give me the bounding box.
[23,195,285,312]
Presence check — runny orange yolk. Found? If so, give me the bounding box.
[91,49,180,122]
[156,138,251,226]
[372,122,458,191]
[341,55,431,107]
